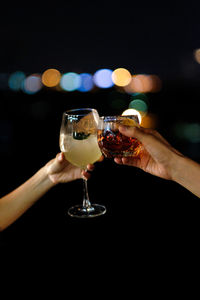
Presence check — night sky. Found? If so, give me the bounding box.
[1,3,200,77]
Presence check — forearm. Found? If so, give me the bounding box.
[0,166,55,231]
[171,155,200,198]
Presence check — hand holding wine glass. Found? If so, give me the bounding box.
[46,152,94,184]
[59,108,106,218]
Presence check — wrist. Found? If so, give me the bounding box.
[38,165,56,189]
[170,153,188,183]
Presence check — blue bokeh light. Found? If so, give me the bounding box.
[60,72,81,91]
[8,71,26,91]
[93,69,114,88]
[77,73,94,92]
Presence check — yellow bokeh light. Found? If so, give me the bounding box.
[122,108,142,124]
[42,68,61,87]
[112,68,132,87]
[194,49,200,64]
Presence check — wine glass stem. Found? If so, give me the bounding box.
[82,178,91,208]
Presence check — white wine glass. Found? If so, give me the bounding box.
[59,108,106,218]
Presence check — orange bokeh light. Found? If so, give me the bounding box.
[140,113,158,129]
[124,74,162,93]
[194,49,200,64]
[42,68,61,87]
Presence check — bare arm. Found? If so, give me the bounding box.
[0,153,93,231]
[171,155,200,198]
[114,125,200,198]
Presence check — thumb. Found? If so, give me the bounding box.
[119,125,148,144]
[48,153,67,174]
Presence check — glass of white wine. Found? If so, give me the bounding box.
[59,108,106,218]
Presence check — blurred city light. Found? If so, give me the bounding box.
[131,92,149,102]
[129,99,148,116]
[42,68,61,87]
[140,113,158,129]
[22,74,42,94]
[112,68,132,87]
[77,73,94,92]
[122,108,142,124]
[124,74,162,93]
[194,49,200,64]
[148,75,162,92]
[60,72,81,91]
[1,68,162,95]
[124,75,148,93]
[174,122,200,143]
[8,71,26,91]
[93,69,114,88]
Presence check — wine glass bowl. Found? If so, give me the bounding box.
[97,115,142,158]
[60,108,106,218]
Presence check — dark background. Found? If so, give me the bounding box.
[1,2,200,262]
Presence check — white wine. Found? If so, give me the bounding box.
[60,133,102,169]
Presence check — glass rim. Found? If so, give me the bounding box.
[100,115,140,121]
[63,108,97,116]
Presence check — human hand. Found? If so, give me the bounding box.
[45,152,98,185]
[114,126,184,180]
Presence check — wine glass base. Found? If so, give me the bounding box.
[68,204,106,218]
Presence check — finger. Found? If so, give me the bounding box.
[82,170,91,180]
[87,164,95,171]
[114,157,123,164]
[57,152,65,163]
[119,125,147,143]
[55,152,68,168]
[97,155,104,162]
[121,157,141,167]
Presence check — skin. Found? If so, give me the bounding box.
[114,125,200,198]
[0,153,97,231]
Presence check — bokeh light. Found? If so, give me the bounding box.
[174,122,200,143]
[148,75,162,92]
[131,92,149,102]
[194,49,200,64]
[124,74,162,93]
[112,68,132,87]
[42,68,61,87]
[60,72,81,91]
[125,75,150,93]
[93,69,114,88]
[22,74,42,94]
[77,73,94,92]
[140,113,158,129]
[129,99,148,116]
[8,71,26,91]
[122,108,142,124]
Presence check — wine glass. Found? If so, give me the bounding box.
[59,108,106,218]
[97,115,142,158]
